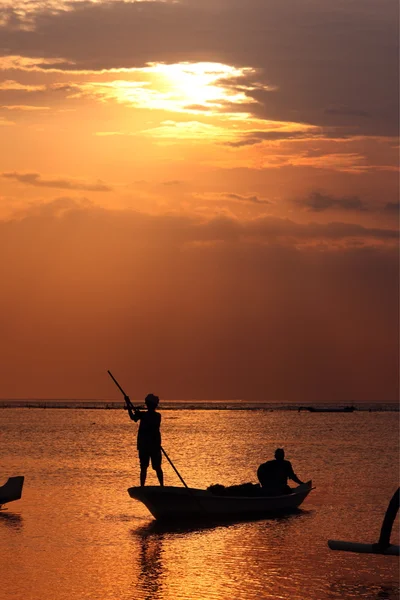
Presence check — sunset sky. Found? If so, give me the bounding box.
[0,0,398,402]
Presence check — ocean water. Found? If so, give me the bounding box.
[1,408,399,600]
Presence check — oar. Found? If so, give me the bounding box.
[107,370,190,489]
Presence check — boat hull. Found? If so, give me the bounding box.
[128,481,312,521]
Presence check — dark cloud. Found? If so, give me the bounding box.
[0,200,398,401]
[0,6,26,31]
[299,191,368,213]
[225,193,271,205]
[225,131,316,147]
[0,0,398,135]
[3,197,397,246]
[0,88,47,110]
[246,215,397,241]
[223,126,366,146]
[324,106,371,118]
[384,201,400,213]
[2,171,112,191]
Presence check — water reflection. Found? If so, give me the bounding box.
[2,409,398,600]
[329,581,400,600]
[129,509,316,600]
[132,529,165,600]
[0,510,23,530]
[135,518,234,537]
[134,507,311,537]
[375,586,400,600]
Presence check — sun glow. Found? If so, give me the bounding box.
[80,62,263,117]
[143,62,254,112]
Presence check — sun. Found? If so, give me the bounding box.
[93,62,258,117]
[145,62,252,112]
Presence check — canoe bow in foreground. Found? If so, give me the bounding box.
[0,476,24,508]
[328,540,399,556]
[128,480,312,521]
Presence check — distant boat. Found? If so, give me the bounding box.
[0,476,24,509]
[299,406,355,413]
[128,480,313,522]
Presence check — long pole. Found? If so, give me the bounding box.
[107,370,190,489]
[160,446,189,489]
[107,370,135,409]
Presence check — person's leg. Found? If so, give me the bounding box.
[140,466,148,487]
[151,449,164,486]
[155,467,164,486]
[139,450,150,487]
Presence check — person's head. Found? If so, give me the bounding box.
[145,394,159,410]
[274,448,285,460]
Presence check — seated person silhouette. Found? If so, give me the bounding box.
[257,448,304,495]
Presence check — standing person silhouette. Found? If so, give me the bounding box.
[125,393,164,487]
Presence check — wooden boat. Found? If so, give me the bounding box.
[0,476,24,509]
[128,480,313,522]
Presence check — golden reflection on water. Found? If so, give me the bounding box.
[128,508,398,600]
[1,408,399,600]
[135,533,164,599]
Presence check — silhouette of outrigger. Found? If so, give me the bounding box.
[0,476,24,510]
[328,488,399,556]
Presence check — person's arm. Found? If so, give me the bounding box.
[125,396,141,422]
[288,462,303,485]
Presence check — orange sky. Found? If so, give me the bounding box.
[0,0,399,401]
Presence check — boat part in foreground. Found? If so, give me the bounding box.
[328,487,399,556]
[0,476,24,509]
[328,540,399,556]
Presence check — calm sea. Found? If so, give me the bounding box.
[1,407,399,600]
